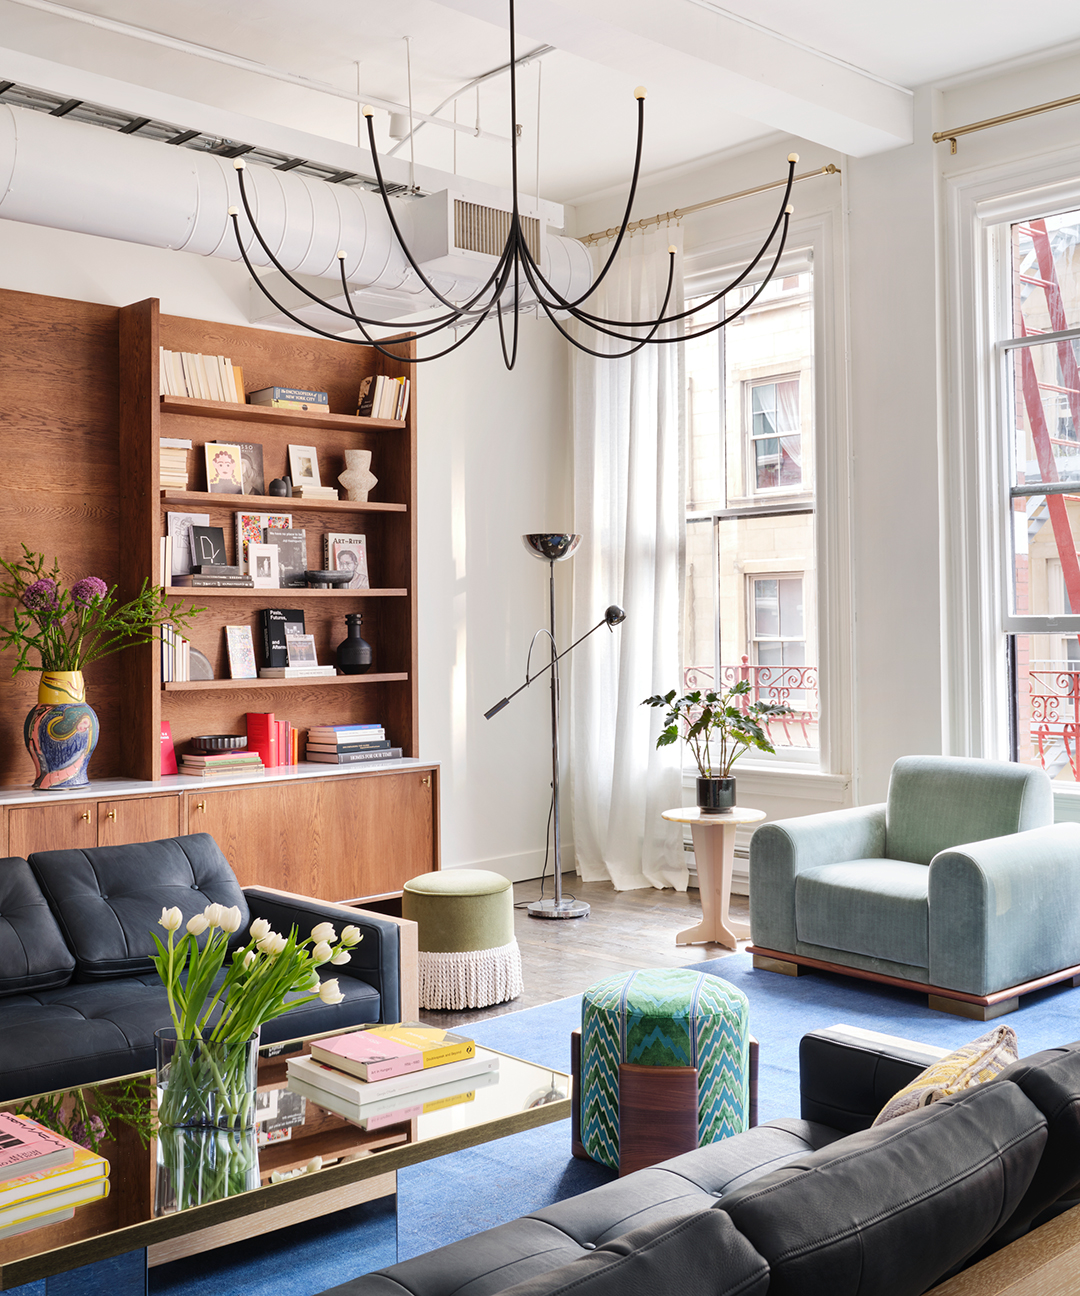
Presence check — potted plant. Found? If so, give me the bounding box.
[0,547,200,790]
[643,680,793,813]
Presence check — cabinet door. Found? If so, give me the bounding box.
[8,801,97,857]
[187,771,436,900]
[97,797,180,847]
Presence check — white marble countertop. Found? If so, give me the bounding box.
[0,757,438,808]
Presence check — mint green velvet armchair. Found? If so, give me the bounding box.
[748,755,1080,1018]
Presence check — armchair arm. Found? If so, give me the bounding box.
[749,804,887,952]
[243,886,419,1022]
[799,1025,949,1133]
[928,822,1080,996]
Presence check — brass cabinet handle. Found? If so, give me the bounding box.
[421,775,431,787]
[196,800,206,813]
[106,809,117,821]
[80,811,91,823]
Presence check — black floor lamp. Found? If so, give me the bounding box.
[484,534,626,920]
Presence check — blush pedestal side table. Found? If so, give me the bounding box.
[662,806,766,950]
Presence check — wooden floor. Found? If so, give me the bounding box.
[422,874,749,1031]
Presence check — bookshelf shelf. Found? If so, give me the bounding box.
[162,672,409,692]
[160,396,405,432]
[164,587,408,599]
[161,490,407,514]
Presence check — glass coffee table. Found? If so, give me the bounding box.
[0,1033,571,1293]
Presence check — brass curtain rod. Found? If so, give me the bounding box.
[933,91,1080,154]
[579,164,841,246]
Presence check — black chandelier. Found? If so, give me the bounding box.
[227,0,798,370]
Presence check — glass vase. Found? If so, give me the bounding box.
[155,1028,259,1131]
[154,1126,260,1216]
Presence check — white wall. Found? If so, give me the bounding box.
[0,215,573,880]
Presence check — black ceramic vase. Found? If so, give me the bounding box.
[697,776,736,815]
[336,613,373,675]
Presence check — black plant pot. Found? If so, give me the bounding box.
[697,776,736,815]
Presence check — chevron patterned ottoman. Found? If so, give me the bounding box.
[579,967,750,1172]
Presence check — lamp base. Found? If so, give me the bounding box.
[527,898,591,920]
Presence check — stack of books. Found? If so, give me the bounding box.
[161,624,192,683]
[160,348,244,402]
[286,1023,495,1130]
[357,375,410,421]
[159,438,191,490]
[306,723,401,765]
[248,387,328,412]
[246,712,299,767]
[293,484,339,501]
[179,750,266,778]
[0,1113,109,1240]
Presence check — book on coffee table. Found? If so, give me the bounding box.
[365,1022,475,1069]
[0,1114,76,1182]
[288,1062,500,1125]
[287,1050,497,1106]
[310,1032,424,1082]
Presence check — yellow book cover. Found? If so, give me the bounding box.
[367,1022,475,1069]
[0,1176,110,1231]
[0,1145,109,1212]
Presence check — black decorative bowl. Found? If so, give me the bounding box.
[305,569,352,589]
[189,734,248,752]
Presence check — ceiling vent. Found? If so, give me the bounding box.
[454,200,540,261]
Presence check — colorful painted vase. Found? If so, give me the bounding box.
[24,670,100,792]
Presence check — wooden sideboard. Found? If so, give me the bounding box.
[0,762,439,904]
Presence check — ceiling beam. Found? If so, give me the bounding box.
[437,0,913,157]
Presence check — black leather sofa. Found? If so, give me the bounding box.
[0,832,413,1101]
[324,1025,1080,1296]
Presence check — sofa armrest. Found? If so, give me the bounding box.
[928,822,1080,996]
[749,804,887,952]
[799,1024,949,1133]
[243,887,418,1023]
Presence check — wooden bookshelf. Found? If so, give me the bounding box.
[160,395,405,432]
[162,672,408,692]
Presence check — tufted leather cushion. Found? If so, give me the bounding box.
[29,834,249,981]
[0,858,75,997]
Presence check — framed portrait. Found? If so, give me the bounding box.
[246,542,280,589]
[288,445,322,488]
[205,443,244,494]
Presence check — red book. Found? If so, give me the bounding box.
[245,712,277,768]
[160,721,177,776]
[0,1114,76,1182]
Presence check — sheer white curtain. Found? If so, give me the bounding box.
[569,227,687,891]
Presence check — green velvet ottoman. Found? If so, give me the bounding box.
[578,967,750,1174]
[402,870,524,1011]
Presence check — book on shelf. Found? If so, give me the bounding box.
[180,759,265,777]
[309,1032,424,1082]
[172,576,255,588]
[285,632,319,666]
[262,528,307,588]
[161,721,178,776]
[191,564,244,577]
[246,712,278,768]
[260,608,306,668]
[234,512,293,569]
[181,751,262,765]
[305,748,402,764]
[357,374,410,421]
[189,525,228,568]
[0,1143,108,1215]
[248,387,329,410]
[161,624,192,683]
[225,625,257,679]
[306,740,390,753]
[212,440,266,496]
[160,348,243,402]
[259,666,336,678]
[286,1049,496,1106]
[166,511,210,577]
[309,723,384,734]
[294,485,338,499]
[324,533,370,590]
[367,1023,475,1069]
[205,443,244,495]
[0,1176,110,1233]
[289,1070,492,1130]
[0,1114,76,1182]
[308,725,385,741]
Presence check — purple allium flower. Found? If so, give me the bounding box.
[21,578,58,611]
[71,577,108,607]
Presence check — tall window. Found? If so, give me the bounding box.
[998,207,1080,782]
[684,262,817,764]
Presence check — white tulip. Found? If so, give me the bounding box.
[257,932,284,956]
[303,972,321,993]
[203,903,225,928]
[310,922,336,944]
[249,918,271,942]
[219,905,243,934]
[270,933,288,955]
[311,941,333,965]
[331,950,351,966]
[318,978,344,1004]
[306,1156,323,1174]
[340,925,362,947]
[159,906,183,932]
[243,950,257,969]
[186,914,209,936]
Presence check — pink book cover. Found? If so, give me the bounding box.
[362,1102,424,1130]
[313,1033,424,1080]
[160,721,177,776]
[0,1114,74,1177]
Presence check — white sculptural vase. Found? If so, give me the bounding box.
[339,449,378,502]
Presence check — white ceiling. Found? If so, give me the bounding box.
[2,0,1080,205]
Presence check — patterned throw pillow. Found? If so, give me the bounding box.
[872,1025,1019,1126]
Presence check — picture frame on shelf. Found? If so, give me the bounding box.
[205,443,244,494]
[225,625,258,679]
[288,445,321,488]
[247,543,280,589]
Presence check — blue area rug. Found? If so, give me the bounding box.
[51,954,1080,1296]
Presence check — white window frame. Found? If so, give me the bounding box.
[746,373,803,497]
[682,210,853,791]
[945,148,1080,817]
